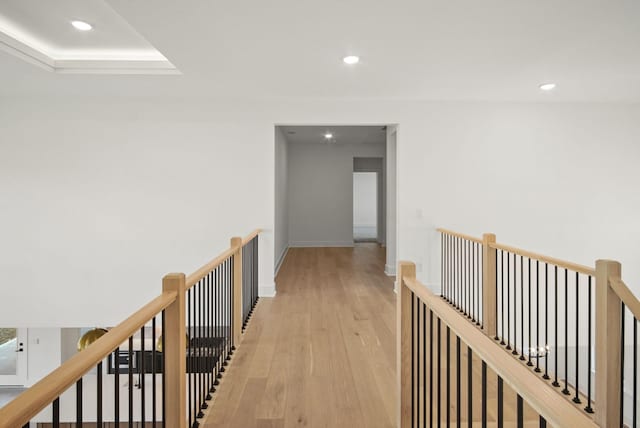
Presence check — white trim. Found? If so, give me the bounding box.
[289,241,354,248]
[385,264,396,276]
[274,246,289,276]
[0,31,179,75]
[259,282,277,297]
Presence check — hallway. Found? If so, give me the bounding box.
[204,244,397,427]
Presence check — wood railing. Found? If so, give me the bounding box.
[429,228,640,428]
[0,229,261,428]
[398,261,598,428]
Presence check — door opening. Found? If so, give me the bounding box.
[353,172,378,242]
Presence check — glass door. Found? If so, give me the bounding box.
[0,328,27,386]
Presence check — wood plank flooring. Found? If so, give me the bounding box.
[203,244,397,428]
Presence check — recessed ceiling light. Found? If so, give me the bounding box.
[539,83,556,91]
[71,20,93,31]
[343,56,360,65]
[324,133,333,139]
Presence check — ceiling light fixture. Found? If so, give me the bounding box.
[343,55,360,65]
[324,133,333,140]
[539,83,556,91]
[71,20,93,31]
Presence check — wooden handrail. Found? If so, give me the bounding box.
[436,228,482,243]
[0,291,177,428]
[242,228,262,246]
[489,242,595,276]
[402,274,598,428]
[186,245,239,289]
[610,276,640,321]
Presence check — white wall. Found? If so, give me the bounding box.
[353,172,377,228]
[274,127,289,274]
[0,99,275,327]
[26,328,61,387]
[2,98,640,327]
[386,128,398,276]
[287,142,385,247]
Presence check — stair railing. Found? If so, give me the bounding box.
[0,229,261,428]
[398,260,598,427]
[431,228,640,427]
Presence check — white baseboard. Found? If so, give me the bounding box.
[259,282,277,297]
[289,241,354,248]
[274,246,289,276]
[385,264,396,276]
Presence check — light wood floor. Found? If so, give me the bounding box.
[203,244,397,428]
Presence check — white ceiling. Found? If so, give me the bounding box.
[0,0,639,100]
[280,126,386,145]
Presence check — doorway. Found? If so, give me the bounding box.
[353,172,378,242]
[0,328,27,386]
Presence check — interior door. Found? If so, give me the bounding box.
[0,328,28,386]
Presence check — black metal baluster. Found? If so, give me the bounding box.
[543,264,550,380]
[199,279,207,418]
[115,346,120,426]
[447,326,451,427]
[448,234,451,302]
[128,336,133,428]
[52,397,60,428]
[209,271,216,396]
[573,272,581,404]
[517,394,523,428]
[535,260,541,373]
[417,296,420,425]
[468,346,472,428]
[552,266,560,388]
[585,275,594,413]
[476,242,481,326]
[456,335,461,428]
[634,317,638,428]
[527,258,533,366]
[500,250,505,344]
[540,416,547,428]
[517,255,523,358]
[423,302,427,427]
[506,253,511,351]
[430,309,434,428]
[498,250,504,345]
[621,304,626,428]
[152,316,157,427]
[454,237,458,308]
[205,272,212,401]
[482,361,487,428]
[97,361,103,427]
[141,326,146,424]
[562,269,570,396]
[438,318,441,427]
[188,287,193,428]
[442,234,446,301]
[497,376,503,428]
[76,377,83,427]
[412,293,415,427]
[467,239,471,319]
[194,284,200,428]
[215,264,221,385]
[162,310,166,427]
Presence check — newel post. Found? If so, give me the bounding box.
[162,273,187,428]
[397,261,416,428]
[482,233,497,338]
[231,237,243,347]
[595,259,622,428]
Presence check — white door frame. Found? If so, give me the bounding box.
[0,328,28,386]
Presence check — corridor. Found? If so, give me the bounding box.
[204,244,397,427]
